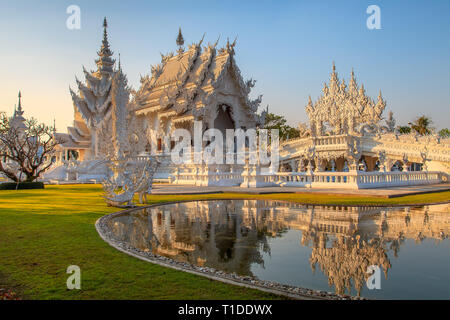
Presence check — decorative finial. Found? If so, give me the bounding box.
[226,36,237,54]
[102,17,109,48]
[199,33,206,47]
[360,83,365,94]
[332,61,336,72]
[213,35,221,48]
[101,17,109,50]
[53,118,56,133]
[118,53,121,71]
[176,27,185,51]
[17,91,23,112]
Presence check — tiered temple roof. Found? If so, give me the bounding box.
[133,37,263,128]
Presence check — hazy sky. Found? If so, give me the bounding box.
[1,0,449,132]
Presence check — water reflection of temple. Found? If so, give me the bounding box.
[108,201,449,295]
[109,201,273,275]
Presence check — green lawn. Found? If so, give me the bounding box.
[0,185,449,300]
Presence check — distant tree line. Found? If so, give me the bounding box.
[397,115,449,137]
[262,112,300,141]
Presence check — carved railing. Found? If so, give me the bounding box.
[246,170,444,189]
[353,171,443,188]
[169,159,444,189]
[312,135,352,147]
[170,164,244,186]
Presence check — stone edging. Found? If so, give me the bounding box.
[95,200,367,300]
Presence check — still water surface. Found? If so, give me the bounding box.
[106,200,450,299]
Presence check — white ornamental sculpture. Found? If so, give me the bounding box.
[102,63,159,207]
[305,63,388,136]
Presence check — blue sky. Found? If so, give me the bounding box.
[0,0,449,131]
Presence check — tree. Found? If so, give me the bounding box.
[397,126,411,134]
[263,112,300,141]
[408,115,433,135]
[438,128,450,138]
[0,113,63,182]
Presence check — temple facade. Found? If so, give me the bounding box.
[54,19,263,162]
[42,18,449,189]
[131,35,264,156]
[46,19,265,181]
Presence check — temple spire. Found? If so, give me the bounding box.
[17,91,24,116]
[329,62,339,93]
[176,27,185,47]
[11,91,26,131]
[348,67,358,96]
[96,17,115,75]
[378,90,384,103]
[101,17,111,54]
[176,27,185,54]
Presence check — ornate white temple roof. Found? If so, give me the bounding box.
[133,37,262,126]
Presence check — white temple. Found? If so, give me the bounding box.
[42,18,449,189]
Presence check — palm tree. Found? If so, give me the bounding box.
[439,128,450,138]
[409,115,433,135]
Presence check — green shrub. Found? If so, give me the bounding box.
[0,182,45,190]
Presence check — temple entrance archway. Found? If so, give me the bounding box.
[214,104,235,135]
[213,104,236,150]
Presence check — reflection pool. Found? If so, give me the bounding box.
[105,200,450,299]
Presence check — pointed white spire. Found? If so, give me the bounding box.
[96,17,115,74]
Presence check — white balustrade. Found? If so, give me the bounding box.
[170,164,244,186]
[170,162,444,189]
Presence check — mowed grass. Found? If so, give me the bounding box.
[0,185,449,300]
